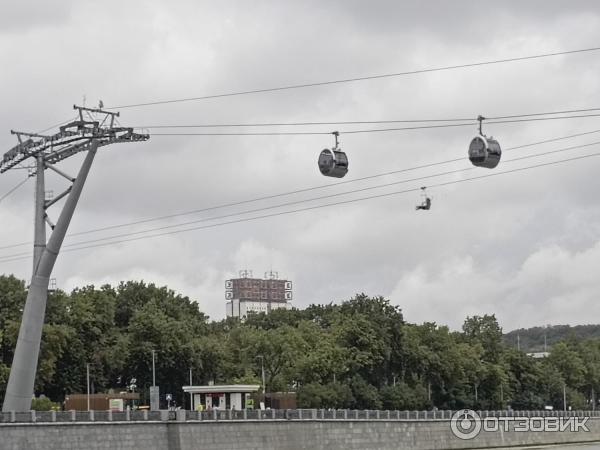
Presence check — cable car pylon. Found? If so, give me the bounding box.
[0,105,149,412]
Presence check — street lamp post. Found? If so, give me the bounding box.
[152,350,156,387]
[150,350,159,411]
[189,367,193,411]
[256,356,266,405]
[86,363,90,411]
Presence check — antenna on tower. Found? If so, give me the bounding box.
[265,270,279,280]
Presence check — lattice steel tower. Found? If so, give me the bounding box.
[1,105,149,412]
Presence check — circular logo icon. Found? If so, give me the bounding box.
[450,409,482,440]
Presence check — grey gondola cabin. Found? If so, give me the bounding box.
[468,135,501,168]
[318,148,348,178]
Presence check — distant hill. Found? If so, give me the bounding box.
[503,324,600,352]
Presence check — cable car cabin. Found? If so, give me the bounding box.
[468,135,501,169]
[318,148,348,178]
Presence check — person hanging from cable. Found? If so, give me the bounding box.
[416,197,431,210]
[415,186,432,211]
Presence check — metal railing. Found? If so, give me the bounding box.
[1,409,599,424]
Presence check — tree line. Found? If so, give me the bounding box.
[0,274,599,410]
[504,324,600,353]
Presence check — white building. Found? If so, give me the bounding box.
[226,298,292,318]
[182,384,260,410]
[527,351,550,359]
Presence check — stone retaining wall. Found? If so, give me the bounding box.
[1,417,599,450]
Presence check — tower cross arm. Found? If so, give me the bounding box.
[1,108,150,174]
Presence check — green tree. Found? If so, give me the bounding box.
[502,348,545,410]
[380,382,429,410]
[462,314,503,363]
[546,342,586,389]
[349,375,382,409]
[0,275,27,403]
[297,382,354,409]
[293,321,347,385]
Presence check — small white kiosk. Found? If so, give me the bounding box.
[183,384,260,411]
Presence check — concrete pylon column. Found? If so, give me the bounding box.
[32,154,46,274]
[2,144,97,412]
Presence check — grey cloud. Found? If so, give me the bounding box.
[1,1,600,330]
[0,1,72,33]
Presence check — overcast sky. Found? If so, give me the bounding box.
[1,0,600,332]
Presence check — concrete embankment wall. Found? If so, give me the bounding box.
[1,418,600,450]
